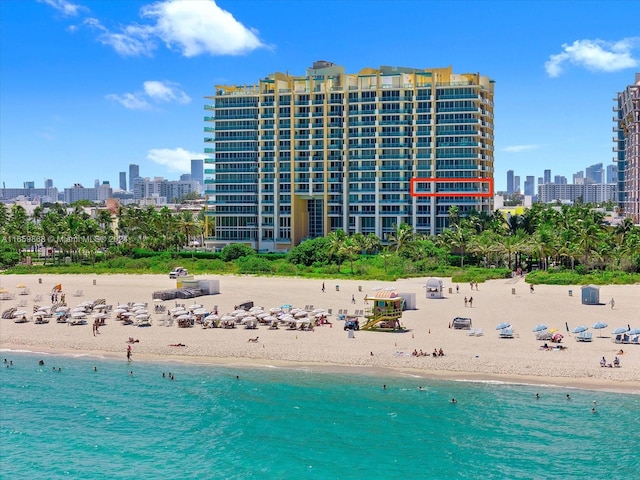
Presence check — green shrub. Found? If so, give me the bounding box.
[220,244,255,261]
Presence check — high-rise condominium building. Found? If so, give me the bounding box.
[543,169,551,184]
[129,164,140,191]
[119,172,127,191]
[524,176,535,196]
[191,159,204,186]
[514,176,520,193]
[205,62,494,251]
[506,170,514,194]
[585,163,603,184]
[614,73,640,222]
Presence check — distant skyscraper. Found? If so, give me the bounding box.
[129,164,140,191]
[524,176,535,196]
[573,171,584,185]
[544,169,551,184]
[606,164,618,184]
[180,173,192,181]
[94,179,100,188]
[537,177,543,186]
[23,181,35,189]
[554,175,567,184]
[514,176,521,193]
[585,163,604,184]
[44,178,53,188]
[119,172,127,191]
[506,170,514,194]
[190,159,204,186]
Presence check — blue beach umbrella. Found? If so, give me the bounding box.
[572,325,588,334]
[612,327,628,335]
[628,328,640,335]
[496,322,511,330]
[592,321,608,337]
[532,324,548,332]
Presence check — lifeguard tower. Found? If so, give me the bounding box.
[361,290,405,331]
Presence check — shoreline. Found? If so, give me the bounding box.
[2,273,639,395]
[3,343,639,395]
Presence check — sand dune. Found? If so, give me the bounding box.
[1,273,638,393]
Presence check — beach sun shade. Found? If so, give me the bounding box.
[592,322,607,330]
[533,324,548,332]
[628,328,640,335]
[612,327,628,334]
[496,322,511,330]
[572,325,588,334]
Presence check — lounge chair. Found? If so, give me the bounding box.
[73,289,83,297]
[467,328,476,336]
[577,332,593,342]
[632,336,639,345]
[475,328,484,336]
[499,328,514,338]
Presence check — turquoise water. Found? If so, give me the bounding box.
[1,352,638,479]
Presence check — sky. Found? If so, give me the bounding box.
[1,0,639,192]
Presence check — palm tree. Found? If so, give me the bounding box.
[387,223,416,258]
[326,230,347,270]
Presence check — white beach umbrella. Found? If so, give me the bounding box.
[234,311,248,318]
[176,314,191,320]
[12,310,27,317]
[92,313,107,319]
[114,308,128,314]
[193,308,209,315]
[153,298,163,303]
[241,316,257,323]
[135,313,150,320]
[117,304,130,309]
[170,307,185,313]
[312,308,325,314]
[133,302,146,307]
[34,310,49,316]
[221,315,235,322]
[269,307,281,313]
[263,315,276,323]
[204,314,219,321]
[232,309,246,315]
[56,306,70,312]
[121,312,134,317]
[93,304,107,310]
[295,311,308,318]
[188,304,202,310]
[71,312,86,318]
[135,309,149,315]
[257,312,270,319]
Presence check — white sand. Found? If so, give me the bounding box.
[1,273,639,393]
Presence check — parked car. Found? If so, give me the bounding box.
[169,267,188,279]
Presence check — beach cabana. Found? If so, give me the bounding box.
[580,285,600,305]
[425,278,444,299]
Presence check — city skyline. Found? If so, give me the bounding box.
[1,0,640,191]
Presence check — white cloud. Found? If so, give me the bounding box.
[147,148,201,173]
[106,80,190,110]
[141,0,264,57]
[545,38,639,77]
[56,0,265,58]
[143,81,191,104]
[39,0,85,16]
[502,144,541,153]
[105,92,152,110]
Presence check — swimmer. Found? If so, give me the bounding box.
[38,360,45,366]
[93,366,97,372]
[383,385,387,390]
[535,393,540,399]
[591,407,597,414]
[566,394,570,400]
[450,398,457,404]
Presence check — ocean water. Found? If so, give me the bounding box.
[1,352,638,480]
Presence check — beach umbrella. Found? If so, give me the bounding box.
[121,312,134,317]
[114,308,128,314]
[117,304,129,309]
[135,313,150,319]
[34,310,49,316]
[592,321,607,330]
[269,307,281,313]
[495,322,511,330]
[153,298,163,303]
[572,325,588,334]
[169,307,184,313]
[193,308,208,315]
[312,308,325,314]
[220,315,235,322]
[71,312,86,318]
[133,302,146,307]
[176,314,191,320]
[263,315,276,322]
[294,311,308,318]
[93,304,107,310]
[628,328,640,335]
[188,303,202,310]
[612,327,628,335]
[204,314,219,321]
[92,313,107,319]
[532,324,548,332]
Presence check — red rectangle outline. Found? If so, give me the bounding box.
[410,177,494,197]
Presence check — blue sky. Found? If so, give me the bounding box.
[1,0,639,192]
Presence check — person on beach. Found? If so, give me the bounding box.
[351,294,355,304]
[600,356,607,367]
[530,284,535,293]
[468,297,473,308]
[127,345,132,362]
[456,284,459,294]
[609,298,615,309]
[322,282,325,292]
[464,296,468,307]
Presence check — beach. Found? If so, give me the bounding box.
[1,273,639,393]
